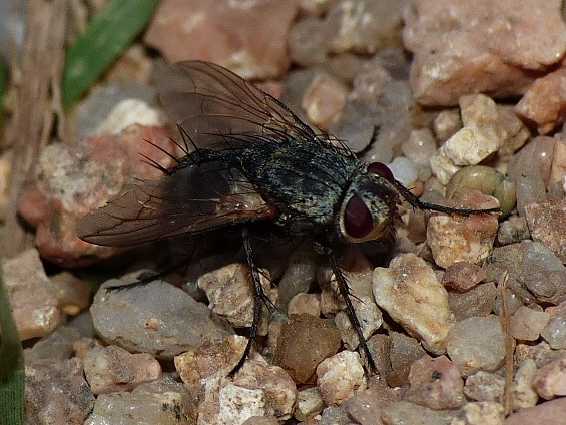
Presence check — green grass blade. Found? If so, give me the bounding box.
[62,0,160,108]
[0,266,25,425]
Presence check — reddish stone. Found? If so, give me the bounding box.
[145,0,299,79]
[18,125,177,267]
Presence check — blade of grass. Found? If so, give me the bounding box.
[0,265,25,425]
[62,0,159,108]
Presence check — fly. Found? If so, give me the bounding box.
[77,61,499,375]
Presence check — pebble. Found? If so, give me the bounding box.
[524,199,566,263]
[90,276,231,360]
[218,384,266,425]
[83,345,161,395]
[26,358,94,425]
[442,262,486,292]
[85,376,194,425]
[175,335,246,392]
[24,326,81,363]
[430,150,462,185]
[515,68,566,134]
[510,306,550,341]
[446,166,516,217]
[448,283,497,322]
[405,355,465,409]
[387,157,418,188]
[496,105,531,156]
[144,0,298,79]
[497,217,531,246]
[505,398,566,425]
[295,387,324,422]
[387,331,427,387]
[446,315,505,376]
[514,342,564,369]
[426,190,499,269]
[233,356,297,420]
[511,359,539,410]
[464,371,504,402]
[343,381,400,425]
[541,313,566,349]
[335,296,383,350]
[451,402,504,425]
[288,16,330,67]
[362,80,415,164]
[319,406,351,425]
[17,125,178,266]
[2,249,62,340]
[326,0,406,54]
[441,95,503,166]
[382,400,457,425]
[433,109,462,143]
[350,60,392,103]
[94,98,164,136]
[403,0,566,105]
[288,293,321,317]
[373,253,454,354]
[302,72,349,130]
[316,351,366,406]
[48,272,92,316]
[197,262,274,331]
[402,128,437,167]
[75,82,157,139]
[274,314,342,384]
[277,245,318,311]
[532,356,566,400]
[488,241,566,306]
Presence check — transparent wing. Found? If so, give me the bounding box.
[77,160,274,247]
[156,60,317,150]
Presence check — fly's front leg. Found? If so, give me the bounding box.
[230,227,264,375]
[329,252,378,375]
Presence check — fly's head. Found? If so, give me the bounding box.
[337,162,400,244]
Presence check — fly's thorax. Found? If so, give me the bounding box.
[337,172,399,244]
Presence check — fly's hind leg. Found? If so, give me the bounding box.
[329,252,378,375]
[229,227,267,376]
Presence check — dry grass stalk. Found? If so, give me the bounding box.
[2,0,67,257]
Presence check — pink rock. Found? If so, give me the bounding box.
[403,0,566,105]
[302,72,348,130]
[2,249,63,340]
[17,125,178,267]
[505,398,566,425]
[427,190,499,268]
[524,199,566,263]
[516,68,566,134]
[145,0,298,79]
[405,355,465,409]
[532,356,566,400]
[442,262,486,292]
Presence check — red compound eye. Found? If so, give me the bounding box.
[368,162,394,181]
[344,195,373,239]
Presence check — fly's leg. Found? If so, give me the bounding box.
[229,227,264,376]
[329,253,378,375]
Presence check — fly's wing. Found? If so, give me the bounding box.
[156,60,317,150]
[79,61,316,247]
[78,160,274,247]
